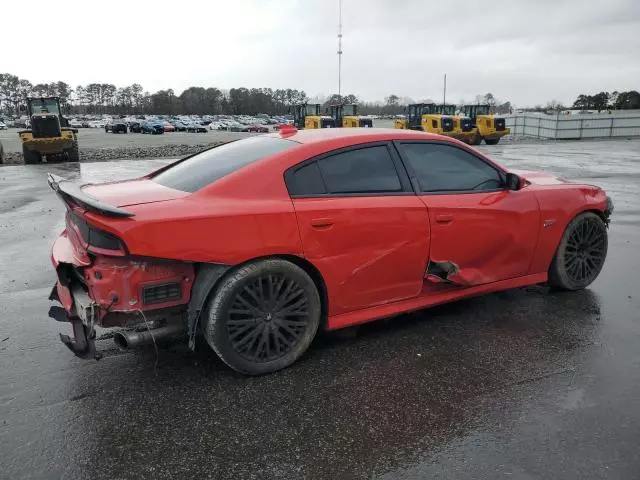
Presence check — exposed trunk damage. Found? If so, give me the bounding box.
[426,260,487,286]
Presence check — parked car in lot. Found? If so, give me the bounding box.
[0,121,7,130]
[227,122,245,132]
[140,121,164,134]
[69,119,83,129]
[47,128,612,374]
[170,120,187,132]
[247,124,269,133]
[105,119,128,133]
[185,122,207,133]
[163,121,176,133]
[128,121,142,133]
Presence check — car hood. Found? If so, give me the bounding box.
[510,169,575,186]
[82,179,188,207]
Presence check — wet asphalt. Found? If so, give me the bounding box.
[1,139,639,480]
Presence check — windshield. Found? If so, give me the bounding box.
[153,136,298,193]
[304,104,319,116]
[441,105,455,115]
[476,105,490,115]
[29,98,60,115]
[343,104,357,116]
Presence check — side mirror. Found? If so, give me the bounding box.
[505,172,523,191]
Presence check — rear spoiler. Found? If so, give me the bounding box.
[47,174,134,218]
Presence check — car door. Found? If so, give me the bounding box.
[286,142,431,316]
[395,141,540,286]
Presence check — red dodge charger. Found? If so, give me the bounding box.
[48,127,613,374]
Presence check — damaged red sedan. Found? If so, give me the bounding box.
[49,127,613,374]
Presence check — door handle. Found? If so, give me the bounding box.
[435,214,453,224]
[310,218,334,229]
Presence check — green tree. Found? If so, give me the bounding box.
[615,91,640,110]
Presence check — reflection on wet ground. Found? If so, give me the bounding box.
[1,139,639,479]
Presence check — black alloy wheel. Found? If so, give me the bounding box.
[226,273,309,362]
[549,212,608,290]
[205,259,321,374]
[563,215,607,284]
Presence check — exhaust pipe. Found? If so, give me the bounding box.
[114,323,185,349]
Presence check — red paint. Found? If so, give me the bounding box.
[50,129,610,332]
[293,195,430,315]
[418,189,540,285]
[82,179,188,207]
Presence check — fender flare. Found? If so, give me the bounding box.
[186,263,230,349]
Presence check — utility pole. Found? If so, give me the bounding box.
[443,73,447,106]
[337,0,343,98]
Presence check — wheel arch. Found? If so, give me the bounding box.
[582,208,607,224]
[273,254,329,329]
[187,254,329,349]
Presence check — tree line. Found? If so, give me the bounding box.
[2,72,525,118]
[0,73,313,116]
[571,90,640,111]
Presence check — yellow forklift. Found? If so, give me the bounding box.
[292,103,333,129]
[393,103,454,135]
[18,97,79,163]
[329,104,373,128]
[461,104,510,145]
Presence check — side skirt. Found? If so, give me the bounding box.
[326,272,548,330]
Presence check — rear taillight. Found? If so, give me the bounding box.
[67,211,127,256]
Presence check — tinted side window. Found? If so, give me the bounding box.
[317,146,402,194]
[399,143,503,192]
[153,136,297,193]
[287,161,326,195]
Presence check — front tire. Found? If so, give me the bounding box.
[65,142,79,162]
[548,212,608,290]
[23,146,42,164]
[485,137,500,145]
[204,259,321,375]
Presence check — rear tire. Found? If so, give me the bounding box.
[548,212,608,290]
[204,259,322,375]
[485,137,500,145]
[472,134,482,145]
[22,146,41,164]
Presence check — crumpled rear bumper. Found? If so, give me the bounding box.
[49,229,195,358]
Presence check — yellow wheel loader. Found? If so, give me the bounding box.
[461,104,510,145]
[18,97,79,164]
[329,104,372,128]
[393,103,454,135]
[292,103,333,129]
[436,104,475,143]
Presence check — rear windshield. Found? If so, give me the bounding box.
[152,136,298,193]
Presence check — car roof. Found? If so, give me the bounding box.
[265,127,447,145]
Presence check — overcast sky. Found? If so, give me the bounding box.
[3,0,639,106]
